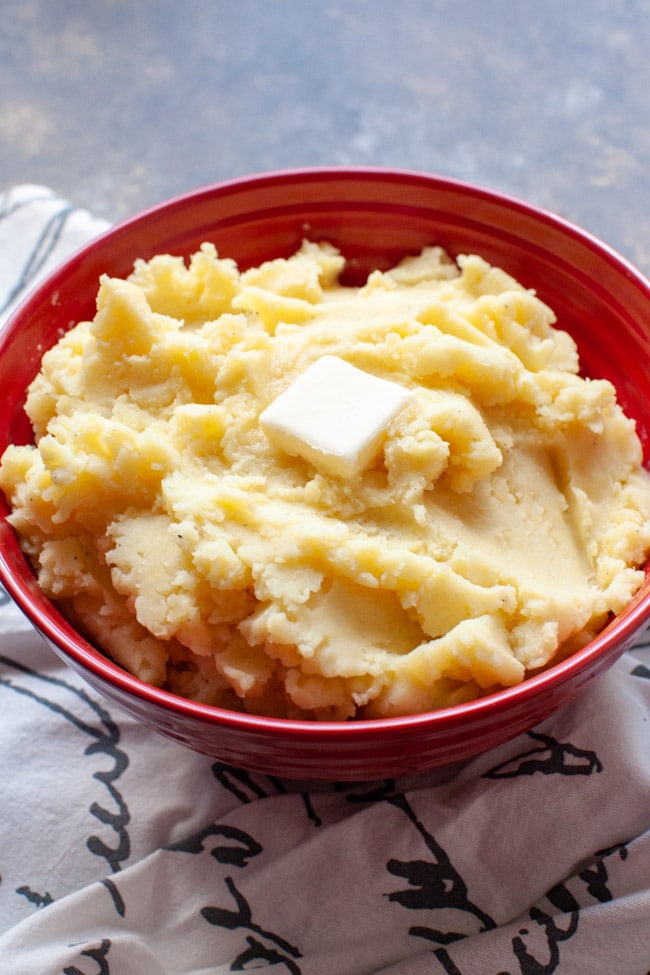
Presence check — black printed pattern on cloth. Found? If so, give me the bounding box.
[630,629,650,678]
[62,939,112,975]
[0,197,74,318]
[168,820,304,972]
[0,653,132,886]
[0,184,108,325]
[482,730,604,780]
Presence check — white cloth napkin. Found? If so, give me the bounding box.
[1,184,649,975]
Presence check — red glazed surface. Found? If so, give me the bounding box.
[1,167,650,780]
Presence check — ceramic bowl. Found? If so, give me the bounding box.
[1,168,649,780]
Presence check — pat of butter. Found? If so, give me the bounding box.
[259,355,414,477]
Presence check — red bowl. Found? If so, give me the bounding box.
[1,167,650,780]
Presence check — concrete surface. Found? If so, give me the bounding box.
[1,0,649,273]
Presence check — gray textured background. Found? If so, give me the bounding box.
[2,0,649,273]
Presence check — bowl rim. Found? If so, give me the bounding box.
[1,164,650,739]
[4,165,650,341]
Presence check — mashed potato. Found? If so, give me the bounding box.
[2,241,650,719]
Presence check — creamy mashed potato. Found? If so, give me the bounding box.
[2,241,650,719]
